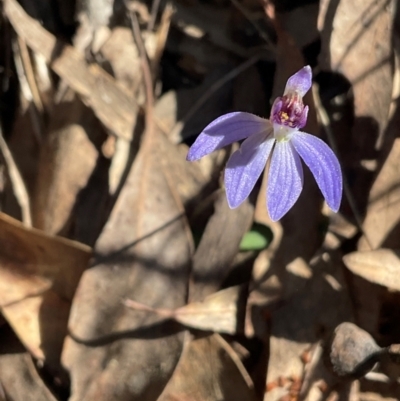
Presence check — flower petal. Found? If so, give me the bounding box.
[225,131,275,208]
[267,141,304,221]
[284,66,312,97]
[187,112,270,161]
[291,131,342,212]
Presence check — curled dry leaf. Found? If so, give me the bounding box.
[62,129,193,401]
[0,212,91,364]
[343,249,400,291]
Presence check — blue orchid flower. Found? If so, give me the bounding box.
[187,66,343,221]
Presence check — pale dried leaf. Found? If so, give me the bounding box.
[0,212,91,363]
[343,249,400,291]
[32,95,102,237]
[358,139,400,250]
[319,0,395,150]
[174,285,247,334]
[100,28,140,88]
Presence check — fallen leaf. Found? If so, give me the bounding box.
[358,139,400,251]
[100,27,143,94]
[177,285,248,334]
[0,326,57,401]
[158,334,258,401]
[156,131,214,210]
[32,93,105,238]
[0,353,57,401]
[343,249,400,291]
[190,191,253,302]
[126,285,247,335]
[62,128,193,401]
[0,212,91,366]
[319,0,395,151]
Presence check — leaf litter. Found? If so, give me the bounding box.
[1,0,400,400]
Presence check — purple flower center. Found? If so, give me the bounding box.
[270,93,307,130]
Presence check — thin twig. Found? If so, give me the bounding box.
[312,84,373,250]
[11,37,43,143]
[17,36,44,113]
[147,0,162,31]
[125,1,155,131]
[169,54,262,143]
[124,298,174,318]
[0,123,32,227]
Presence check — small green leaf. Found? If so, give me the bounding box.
[239,223,273,251]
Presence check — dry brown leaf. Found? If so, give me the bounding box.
[126,285,247,335]
[156,132,214,209]
[175,285,247,334]
[360,394,397,401]
[343,249,400,291]
[158,333,258,401]
[62,128,193,401]
[0,212,91,364]
[358,138,400,251]
[100,27,143,94]
[32,94,105,239]
[319,0,395,150]
[4,0,138,141]
[190,191,253,302]
[0,353,57,401]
